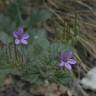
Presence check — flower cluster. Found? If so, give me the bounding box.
[13,26,76,71]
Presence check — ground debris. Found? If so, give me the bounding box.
[0,76,73,96]
[31,83,72,96]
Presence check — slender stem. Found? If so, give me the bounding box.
[15,0,23,24]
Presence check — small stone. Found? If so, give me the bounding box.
[81,67,96,91]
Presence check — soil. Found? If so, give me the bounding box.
[0,75,71,96]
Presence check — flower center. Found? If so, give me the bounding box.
[63,56,68,62]
[17,34,23,40]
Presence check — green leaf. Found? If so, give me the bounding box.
[4,4,18,20]
[27,9,52,26]
[28,28,49,49]
[48,42,65,58]
[0,14,16,33]
[54,70,73,86]
[0,32,12,44]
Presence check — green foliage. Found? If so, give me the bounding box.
[30,9,52,23]
[25,8,52,27]
[0,27,73,86]
[0,0,75,86]
[0,32,12,44]
[0,14,16,33]
[16,28,73,85]
[4,4,18,20]
[0,68,18,86]
[4,0,23,23]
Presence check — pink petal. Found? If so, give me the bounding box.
[60,52,65,60]
[65,50,73,59]
[18,26,24,34]
[15,39,20,45]
[68,59,76,64]
[64,63,72,70]
[21,39,28,45]
[13,32,18,38]
[22,33,30,39]
[59,61,64,67]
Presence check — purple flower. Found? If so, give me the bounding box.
[13,26,29,45]
[59,50,76,70]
